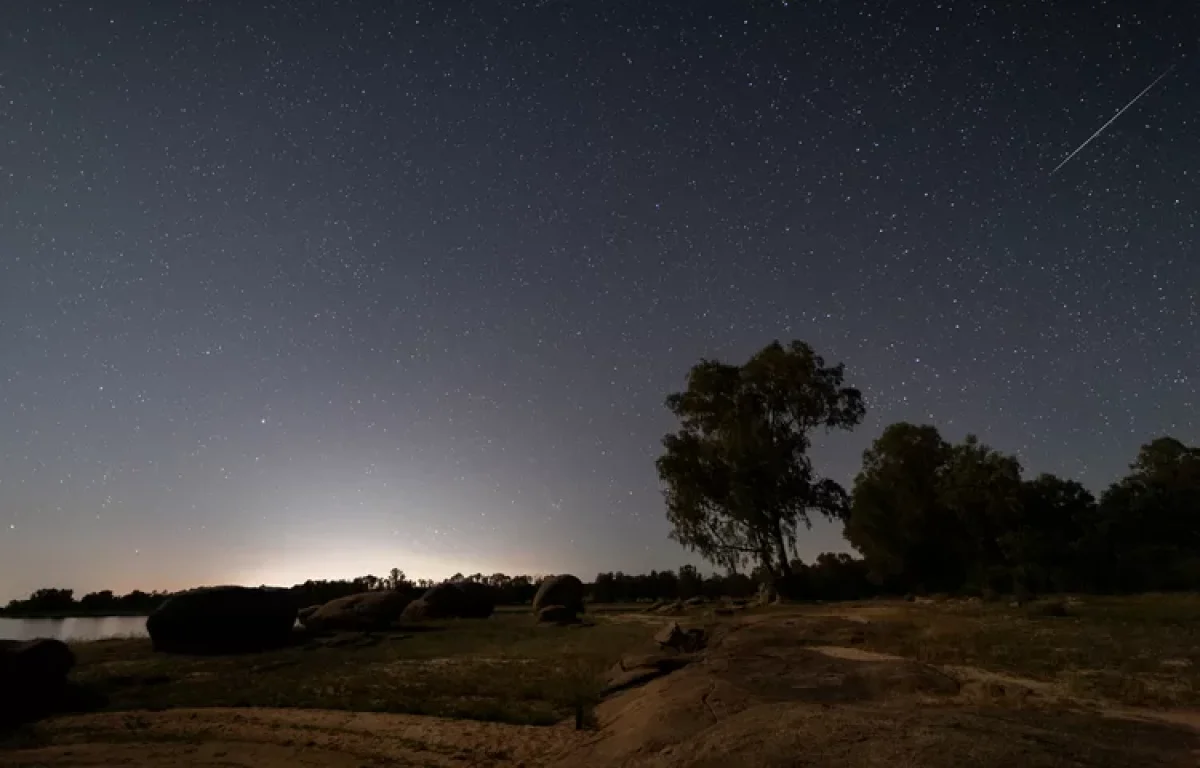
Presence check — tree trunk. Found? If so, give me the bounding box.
[771,517,793,578]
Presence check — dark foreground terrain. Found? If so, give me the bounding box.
[3,597,1199,767]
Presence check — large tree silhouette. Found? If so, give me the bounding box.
[656,340,864,578]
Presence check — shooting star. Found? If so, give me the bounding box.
[1049,63,1177,176]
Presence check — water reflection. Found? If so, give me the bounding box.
[0,615,148,642]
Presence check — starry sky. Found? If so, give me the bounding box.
[1,1,1196,602]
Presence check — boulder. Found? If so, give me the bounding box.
[400,598,431,622]
[420,581,495,619]
[537,604,578,624]
[399,581,496,622]
[146,586,297,654]
[0,638,75,723]
[414,582,461,619]
[456,580,497,618]
[304,590,411,632]
[533,574,584,616]
[601,652,698,696]
[755,581,776,606]
[297,604,321,625]
[714,597,739,615]
[657,600,685,616]
[654,622,707,653]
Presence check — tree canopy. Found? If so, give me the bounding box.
[656,340,864,578]
[845,424,1200,596]
[844,422,956,591]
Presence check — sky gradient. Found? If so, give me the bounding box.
[1,0,1196,602]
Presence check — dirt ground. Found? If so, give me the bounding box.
[1,708,587,767]
[5,608,1200,767]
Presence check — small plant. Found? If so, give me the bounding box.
[561,659,603,730]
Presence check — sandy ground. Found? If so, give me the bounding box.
[2,707,587,767]
[6,612,1200,767]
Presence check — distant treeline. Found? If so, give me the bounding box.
[2,558,873,617]
[1,588,171,617]
[589,556,872,602]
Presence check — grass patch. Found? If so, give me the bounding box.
[69,613,653,725]
[788,594,1200,707]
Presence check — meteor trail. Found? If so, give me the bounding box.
[1049,63,1177,176]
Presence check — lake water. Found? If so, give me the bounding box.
[0,616,149,642]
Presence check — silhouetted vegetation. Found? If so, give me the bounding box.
[2,572,538,618]
[1,589,170,618]
[657,340,865,578]
[658,340,1200,599]
[4,562,873,618]
[846,427,1200,596]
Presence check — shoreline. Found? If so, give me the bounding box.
[0,610,149,620]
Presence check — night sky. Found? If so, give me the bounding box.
[2,1,1196,601]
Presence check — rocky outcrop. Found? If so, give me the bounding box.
[303,591,411,632]
[533,574,584,616]
[601,651,700,696]
[654,622,707,653]
[146,586,297,654]
[423,581,496,619]
[400,598,431,622]
[536,604,578,624]
[400,581,497,622]
[754,581,776,606]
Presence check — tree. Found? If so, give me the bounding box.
[1095,437,1200,591]
[384,568,403,590]
[23,588,76,613]
[845,423,954,591]
[938,435,1024,593]
[1012,474,1098,593]
[847,425,1023,594]
[677,564,703,599]
[657,340,865,578]
[79,590,116,610]
[804,552,876,600]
